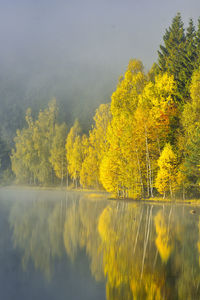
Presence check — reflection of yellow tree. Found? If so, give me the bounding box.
[98,206,122,288]
[63,197,105,281]
[175,213,200,300]
[154,210,173,263]
[98,204,134,298]
[78,198,105,281]
[9,196,65,280]
[131,274,163,300]
[98,204,167,300]
[9,193,200,299]
[63,201,81,261]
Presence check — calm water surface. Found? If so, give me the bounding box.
[0,188,200,300]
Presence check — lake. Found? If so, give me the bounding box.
[0,188,200,300]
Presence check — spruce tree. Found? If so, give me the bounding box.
[195,18,200,69]
[184,19,197,95]
[158,13,187,100]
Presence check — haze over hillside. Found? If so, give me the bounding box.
[1,0,200,140]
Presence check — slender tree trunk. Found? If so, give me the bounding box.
[182,186,185,200]
[145,141,150,198]
[169,181,173,199]
[145,125,150,197]
[145,126,153,197]
[66,170,69,188]
[136,146,144,196]
[149,166,154,198]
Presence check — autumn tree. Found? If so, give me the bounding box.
[155,143,178,198]
[32,99,58,184]
[181,68,200,194]
[49,123,68,185]
[11,109,38,184]
[66,120,83,188]
[100,59,147,197]
[136,72,178,197]
[80,103,111,188]
[11,99,67,185]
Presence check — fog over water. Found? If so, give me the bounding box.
[1,0,200,137]
[1,188,200,299]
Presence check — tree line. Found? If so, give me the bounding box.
[8,13,200,198]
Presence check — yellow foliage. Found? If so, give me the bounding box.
[11,100,59,185]
[131,275,163,300]
[100,60,147,197]
[98,206,123,288]
[154,210,173,263]
[66,120,83,185]
[80,146,99,188]
[80,103,111,189]
[190,68,200,104]
[111,59,146,116]
[49,123,67,182]
[155,143,178,197]
[98,206,118,243]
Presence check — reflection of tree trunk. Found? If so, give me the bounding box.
[141,205,153,280]
[133,208,143,255]
[153,249,159,270]
[60,199,63,224]
[167,205,173,239]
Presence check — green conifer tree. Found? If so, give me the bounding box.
[158,12,187,100]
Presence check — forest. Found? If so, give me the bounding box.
[1,12,200,199]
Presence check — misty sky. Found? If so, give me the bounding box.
[1,0,200,130]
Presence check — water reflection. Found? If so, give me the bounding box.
[9,193,66,279]
[8,191,200,299]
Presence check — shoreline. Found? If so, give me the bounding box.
[1,185,200,206]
